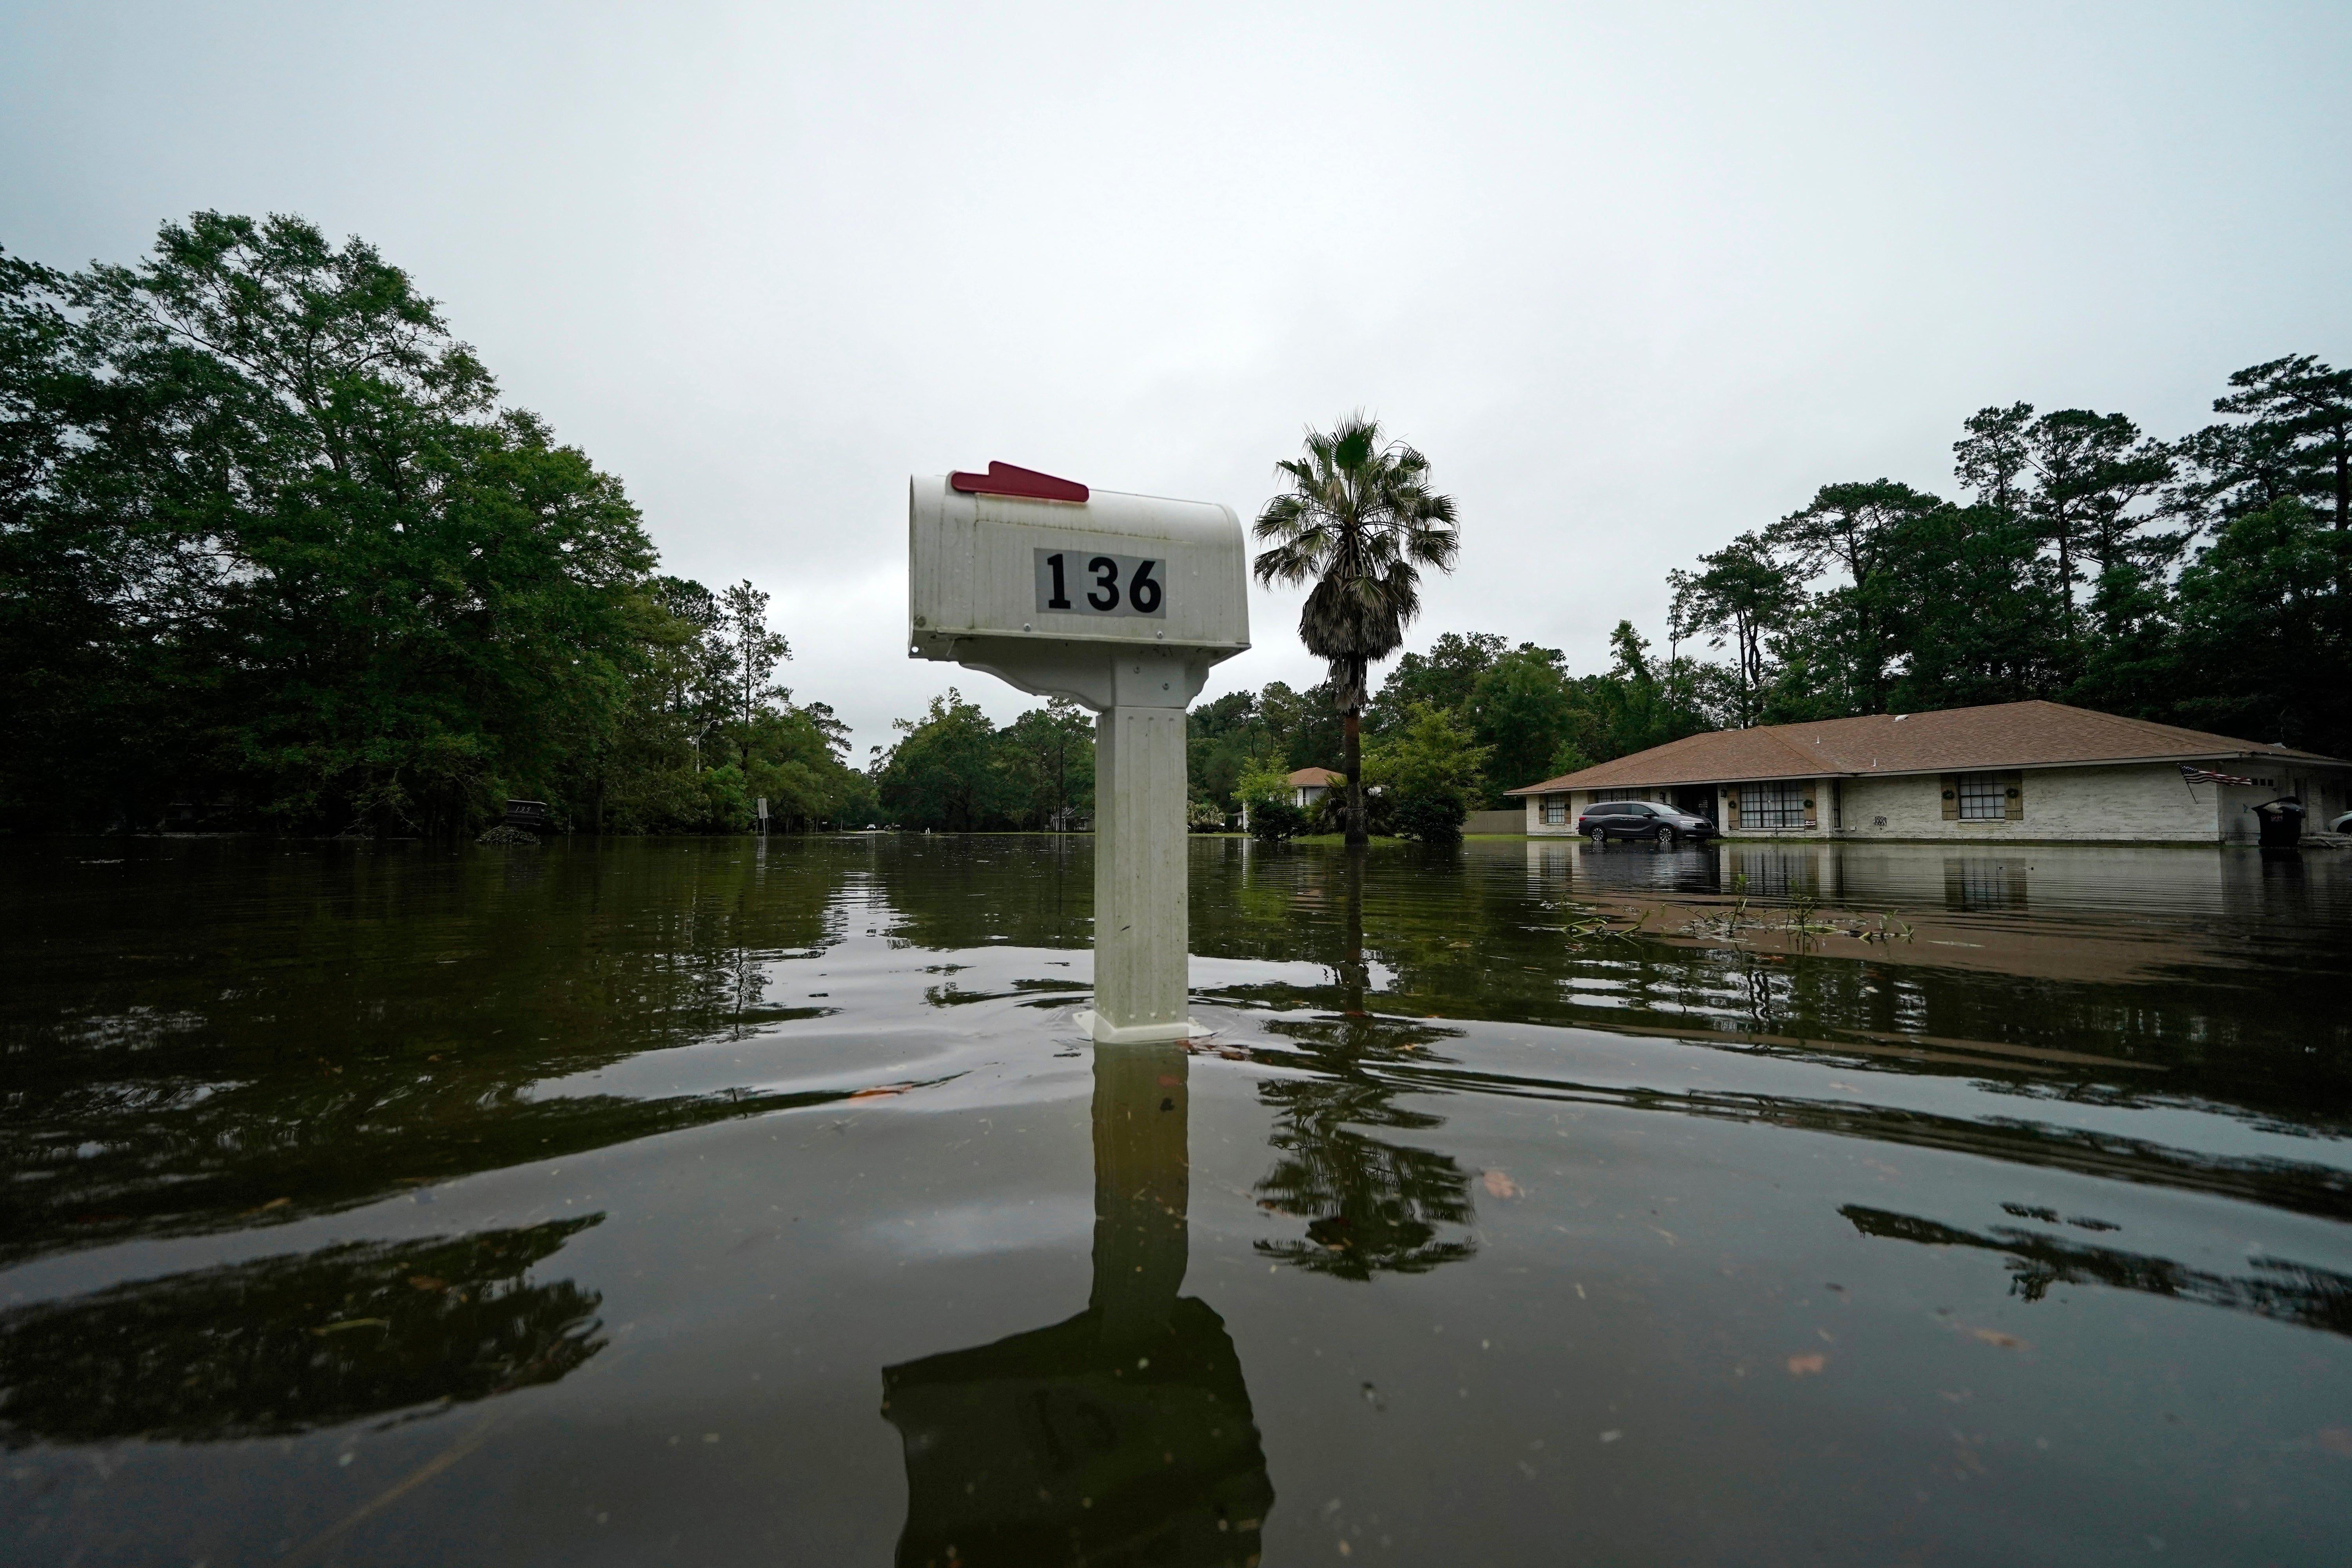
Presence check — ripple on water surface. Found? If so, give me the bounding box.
[3,835,2349,1564]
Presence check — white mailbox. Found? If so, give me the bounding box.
[908,463,1249,709]
[907,463,1252,1044]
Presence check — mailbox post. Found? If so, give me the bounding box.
[909,463,1250,1042]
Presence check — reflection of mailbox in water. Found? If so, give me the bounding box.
[909,463,1249,694]
[907,463,1250,1043]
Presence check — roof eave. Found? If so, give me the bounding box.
[1505,748,2349,793]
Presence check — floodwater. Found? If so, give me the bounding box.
[4,834,2350,1565]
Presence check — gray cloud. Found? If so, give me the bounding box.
[4,1,2344,751]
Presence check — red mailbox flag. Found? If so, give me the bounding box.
[947,461,1089,503]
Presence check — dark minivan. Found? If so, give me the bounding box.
[1576,800,1715,845]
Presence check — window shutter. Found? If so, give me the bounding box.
[2005,772,2024,820]
[1941,774,1959,820]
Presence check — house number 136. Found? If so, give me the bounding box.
[1035,550,1167,619]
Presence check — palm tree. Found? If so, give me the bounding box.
[1253,415,1460,845]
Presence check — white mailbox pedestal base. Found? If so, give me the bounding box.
[1073,701,1205,1043]
[929,641,1220,1045]
[1070,1011,1212,1045]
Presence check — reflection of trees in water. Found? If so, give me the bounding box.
[1251,1020,1468,1288]
[867,833,1092,953]
[0,1218,603,1445]
[1252,1060,1478,1279]
[2,841,855,1264]
[1210,844,2352,1138]
[2,1066,877,1270]
[1842,1205,2352,1338]
[1248,852,1481,1280]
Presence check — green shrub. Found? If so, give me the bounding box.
[1249,799,1306,840]
[1393,793,1467,844]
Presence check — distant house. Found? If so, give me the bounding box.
[1505,700,2348,844]
[1287,767,1343,809]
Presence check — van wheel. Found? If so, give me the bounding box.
[1589,827,1607,846]
[1655,826,1677,847]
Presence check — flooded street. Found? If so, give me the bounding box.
[5,835,2350,1564]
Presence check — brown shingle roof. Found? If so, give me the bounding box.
[1504,700,2343,795]
[1287,767,1343,787]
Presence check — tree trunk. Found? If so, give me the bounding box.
[1343,710,1367,846]
[2336,439,2347,530]
[2056,526,2077,645]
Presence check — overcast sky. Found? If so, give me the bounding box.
[5,2,2347,754]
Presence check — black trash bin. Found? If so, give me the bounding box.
[2252,796,2305,848]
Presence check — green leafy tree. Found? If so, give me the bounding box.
[1365,632,1504,734]
[1259,679,1346,773]
[1465,644,1582,797]
[1667,531,1802,727]
[0,214,880,837]
[1187,689,1268,811]
[0,249,135,823]
[648,576,732,770]
[2164,499,2351,752]
[2064,560,2181,722]
[801,700,852,761]
[1581,621,1710,759]
[2212,356,2352,533]
[718,579,792,769]
[1361,702,1488,842]
[1764,480,1943,713]
[16,212,660,833]
[742,705,874,830]
[1958,407,2172,647]
[2169,417,2308,530]
[1252,414,1460,845]
[1236,757,1305,840]
[873,690,1008,831]
[998,697,1095,828]
[2186,356,2352,600]
[1954,401,2036,514]
[1879,505,2067,711]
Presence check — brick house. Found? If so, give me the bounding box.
[1505,700,2348,843]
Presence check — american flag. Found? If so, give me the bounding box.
[2179,762,2256,787]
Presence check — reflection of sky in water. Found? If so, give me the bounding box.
[519,947,1392,1103]
[869,1195,1095,1257]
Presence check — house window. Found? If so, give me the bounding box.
[1542,797,1568,825]
[1956,773,2006,820]
[1737,781,1807,829]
